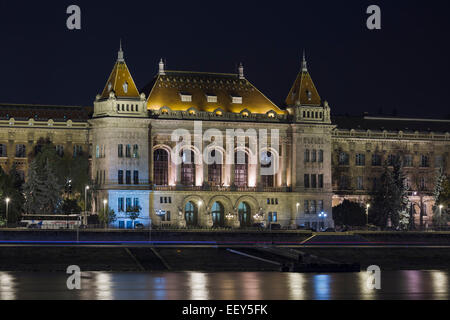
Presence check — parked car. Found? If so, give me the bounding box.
[135,223,144,229]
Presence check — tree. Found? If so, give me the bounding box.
[23,160,45,214]
[0,165,25,224]
[61,198,82,215]
[432,169,449,228]
[40,159,63,214]
[98,206,117,228]
[332,200,367,228]
[126,205,141,228]
[370,159,409,229]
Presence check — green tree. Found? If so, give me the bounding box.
[126,205,141,228]
[432,169,449,228]
[370,159,409,229]
[332,200,367,228]
[61,198,82,214]
[98,206,117,228]
[0,165,25,224]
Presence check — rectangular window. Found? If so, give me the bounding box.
[355,153,366,166]
[126,170,131,184]
[118,144,123,158]
[118,198,124,212]
[304,174,310,188]
[168,197,172,204]
[133,198,139,208]
[118,170,124,184]
[180,93,192,102]
[126,145,131,158]
[231,96,242,104]
[133,170,139,184]
[126,198,132,211]
[403,155,413,167]
[311,150,317,162]
[15,144,26,158]
[73,145,82,157]
[96,145,100,158]
[160,197,163,204]
[310,200,317,214]
[339,152,349,165]
[318,174,324,188]
[56,145,64,157]
[420,155,429,168]
[206,95,218,103]
[357,176,364,190]
[133,145,139,158]
[268,212,273,222]
[304,149,310,163]
[435,155,444,168]
[388,154,398,166]
[372,154,381,166]
[318,150,324,163]
[0,144,7,157]
[318,200,324,212]
[311,174,317,188]
[304,200,310,214]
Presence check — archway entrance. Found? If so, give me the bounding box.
[211,202,225,227]
[185,201,198,227]
[238,202,251,227]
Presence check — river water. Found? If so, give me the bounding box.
[0,270,448,300]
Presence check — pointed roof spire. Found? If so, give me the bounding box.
[301,49,308,72]
[238,62,244,79]
[118,39,124,62]
[158,58,166,75]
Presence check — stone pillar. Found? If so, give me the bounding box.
[203,161,208,185]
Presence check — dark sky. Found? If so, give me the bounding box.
[0,0,449,117]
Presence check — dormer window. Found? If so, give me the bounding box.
[180,93,192,102]
[306,90,312,101]
[123,82,128,93]
[231,95,242,104]
[108,82,112,91]
[206,95,217,103]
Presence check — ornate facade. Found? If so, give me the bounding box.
[0,46,448,229]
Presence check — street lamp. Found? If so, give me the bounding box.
[103,199,108,229]
[84,185,90,226]
[439,205,444,229]
[5,198,10,228]
[318,211,327,231]
[366,204,371,230]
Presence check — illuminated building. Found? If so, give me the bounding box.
[0,44,448,229]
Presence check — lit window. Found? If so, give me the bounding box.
[206,95,217,103]
[180,93,192,102]
[231,96,243,104]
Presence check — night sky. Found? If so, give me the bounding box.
[1,0,449,118]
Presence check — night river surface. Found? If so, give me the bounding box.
[0,271,449,300]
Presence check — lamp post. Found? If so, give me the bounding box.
[318,212,327,231]
[366,204,371,230]
[439,205,444,230]
[103,199,108,229]
[84,185,90,226]
[5,198,10,228]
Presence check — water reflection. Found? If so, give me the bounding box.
[0,272,16,300]
[189,272,208,300]
[313,274,331,300]
[287,273,305,300]
[0,271,448,300]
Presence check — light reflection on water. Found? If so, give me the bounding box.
[0,271,448,300]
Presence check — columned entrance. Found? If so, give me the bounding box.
[238,202,251,227]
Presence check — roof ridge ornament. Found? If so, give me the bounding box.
[159,58,166,75]
[118,39,124,62]
[302,49,308,72]
[238,62,244,79]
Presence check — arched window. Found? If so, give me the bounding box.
[261,151,274,188]
[211,202,225,227]
[208,150,222,186]
[234,151,248,187]
[185,201,198,226]
[238,202,251,227]
[153,149,168,186]
[181,150,195,186]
